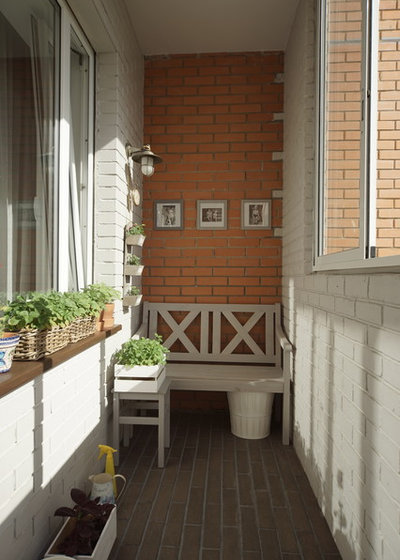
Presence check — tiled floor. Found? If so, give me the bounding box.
[110,410,342,560]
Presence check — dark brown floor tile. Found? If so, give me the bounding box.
[243,551,262,559]
[181,446,196,470]
[223,487,239,526]
[261,448,279,475]
[192,457,207,487]
[306,505,341,553]
[111,543,139,559]
[137,522,164,559]
[158,546,179,559]
[241,506,260,552]
[117,482,142,520]
[172,469,191,502]
[273,507,299,554]
[223,526,240,559]
[259,528,281,559]
[223,459,236,488]
[202,549,220,559]
[237,448,250,474]
[123,502,152,546]
[138,469,163,504]
[287,490,312,531]
[238,473,253,506]
[187,486,205,524]
[282,554,301,560]
[162,502,185,547]
[297,530,324,559]
[206,467,222,505]
[268,474,287,507]
[251,460,267,490]
[180,524,201,558]
[203,503,221,549]
[255,490,275,529]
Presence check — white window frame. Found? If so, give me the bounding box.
[58,0,94,291]
[314,0,400,272]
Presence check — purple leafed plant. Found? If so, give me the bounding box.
[54,488,114,556]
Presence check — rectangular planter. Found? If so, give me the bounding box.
[114,364,166,392]
[125,234,145,246]
[44,504,116,560]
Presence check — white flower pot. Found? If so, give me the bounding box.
[124,264,144,276]
[0,334,20,373]
[44,504,116,560]
[227,391,274,439]
[125,234,145,246]
[122,294,142,307]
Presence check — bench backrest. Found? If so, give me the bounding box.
[142,302,281,365]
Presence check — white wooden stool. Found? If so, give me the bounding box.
[113,377,170,468]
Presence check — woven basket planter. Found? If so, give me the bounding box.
[13,325,70,361]
[69,316,97,343]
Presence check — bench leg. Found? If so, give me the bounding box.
[165,387,170,448]
[282,387,290,445]
[113,391,120,466]
[158,395,165,468]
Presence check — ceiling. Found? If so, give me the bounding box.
[125,0,300,56]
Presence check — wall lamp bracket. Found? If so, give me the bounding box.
[125,143,162,176]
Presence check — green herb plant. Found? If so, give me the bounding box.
[126,286,141,296]
[83,283,120,306]
[126,223,145,236]
[115,334,169,367]
[126,255,141,266]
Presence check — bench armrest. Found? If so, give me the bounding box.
[276,323,292,352]
[132,322,148,340]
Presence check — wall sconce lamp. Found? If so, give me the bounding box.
[125,143,162,177]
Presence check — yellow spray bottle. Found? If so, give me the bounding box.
[98,444,118,497]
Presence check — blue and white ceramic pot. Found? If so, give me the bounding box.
[0,334,20,373]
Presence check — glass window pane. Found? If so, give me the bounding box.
[68,27,91,290]
[0,0,59,298]
[375,1,400,257]
[322,0,362,255]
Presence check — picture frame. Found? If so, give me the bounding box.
[154,200,184,230]
[241,199,271,229]
[197,200,227,229]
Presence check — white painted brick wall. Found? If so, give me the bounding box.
[0,1,146,559]
[283,1,400,559]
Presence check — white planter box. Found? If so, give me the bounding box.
[114,364,166,392]
[124,264,144,276]
[44,504,116,560]
[125,234,145,246]
[122,294,142,307]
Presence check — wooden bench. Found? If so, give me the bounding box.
[137,302,292,444]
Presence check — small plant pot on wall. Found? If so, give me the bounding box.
[122,294,142,307]
[124,264,144,276]
[0,333,20,373]
[126,233,145,247]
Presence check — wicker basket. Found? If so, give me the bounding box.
[13,326,70,361]
[69,316,97,343]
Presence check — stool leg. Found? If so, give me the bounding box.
[113,391,120,466]
[158,395,165,468]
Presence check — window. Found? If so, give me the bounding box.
[316,0,400,270]
[0,0,94,299]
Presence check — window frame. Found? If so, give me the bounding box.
[314,0,400,272]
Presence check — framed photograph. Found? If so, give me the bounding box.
[197,200,227,229]
[154,200,183,230]
[241,199,271,229]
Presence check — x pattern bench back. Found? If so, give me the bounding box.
[143,302,280,365]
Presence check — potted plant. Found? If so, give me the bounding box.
[0,314,20,374]
[124,255,144,276]
[0,292,73,360]
[44,488,116,560]
[122,286,142,308]
[83,284,120,331]
[125,223,145,246]
[64,291,103,342]
[114,334,169,391]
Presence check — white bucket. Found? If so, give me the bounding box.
[227,391,274,439]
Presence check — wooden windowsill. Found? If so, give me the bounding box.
[0,324,122,399]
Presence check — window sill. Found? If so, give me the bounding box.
[0,325,122,399]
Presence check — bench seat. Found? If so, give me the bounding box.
[167,363,285,393]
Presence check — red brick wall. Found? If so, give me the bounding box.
[142,52,284,410]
